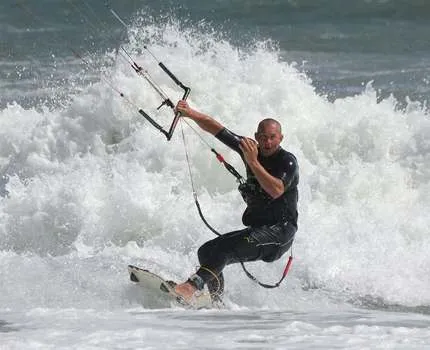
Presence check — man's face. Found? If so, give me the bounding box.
[255,122,283,157]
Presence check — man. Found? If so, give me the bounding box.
[174,100,299,304]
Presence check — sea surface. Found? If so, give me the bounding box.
[1,0,429,349]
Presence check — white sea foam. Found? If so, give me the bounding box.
[0,18,429,349]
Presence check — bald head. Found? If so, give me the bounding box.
[257,118,282,134]
[255,118,284,157]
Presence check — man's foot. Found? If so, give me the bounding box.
[174,281,197,303]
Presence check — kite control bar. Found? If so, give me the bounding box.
[137,60,191,141]
[108,6,191,141]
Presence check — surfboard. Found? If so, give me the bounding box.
[127,264,213,309]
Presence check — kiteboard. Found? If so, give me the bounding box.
[128,264,213,309]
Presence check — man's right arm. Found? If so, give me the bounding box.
[175,100,223,135]
[175,100,243,154]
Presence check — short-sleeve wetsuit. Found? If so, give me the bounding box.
[192,127,299,301]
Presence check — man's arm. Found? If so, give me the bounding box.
[175,100,223,135]
[248,160,285,199]
[239,138,285,199]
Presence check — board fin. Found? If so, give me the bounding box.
[130,272,139,282]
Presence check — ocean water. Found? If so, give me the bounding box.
[1,0,430,349]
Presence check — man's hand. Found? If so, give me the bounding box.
[175,100,192,117]
[240,137,285,198]
[239,138,259,165]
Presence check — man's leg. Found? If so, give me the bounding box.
[175,227,260,301]
[206,272,224,302]
[175,222,295,301]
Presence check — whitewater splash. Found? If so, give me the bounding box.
[0,18,429,312]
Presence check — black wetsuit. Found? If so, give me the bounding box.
[193,127,299,300]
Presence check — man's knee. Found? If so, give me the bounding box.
[198,239,217,262]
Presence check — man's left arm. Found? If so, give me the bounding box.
[239,138,285,199]
[247,161,285,199]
